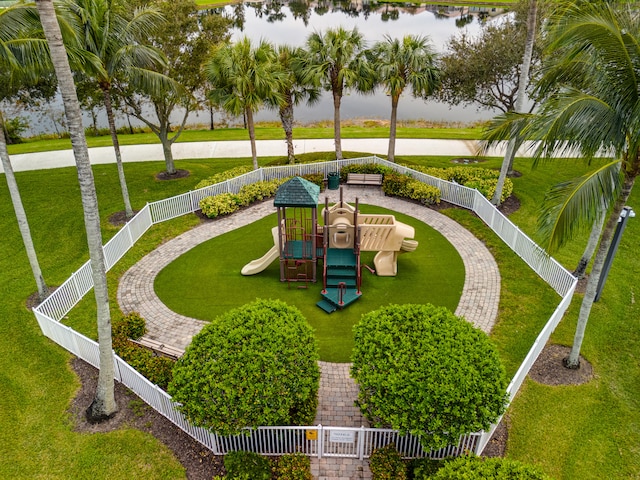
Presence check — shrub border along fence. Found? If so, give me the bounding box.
[31,155,577,460]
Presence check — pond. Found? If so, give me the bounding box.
[22,2,510,136]
[211,1,509,125]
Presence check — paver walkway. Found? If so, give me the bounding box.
[117,186,500,480]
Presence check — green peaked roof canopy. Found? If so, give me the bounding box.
[274,176,320,207]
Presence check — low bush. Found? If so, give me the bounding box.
[431,456,553,479]
[382,172,441,205]
[112,312,146,340]
[224,450,271,480]
[408,457,444,479]
[195,165,254,189]
[369,443,407,480]
[236,178,285,207]
[200,192,241,218]
[406,165,513,203]
[111,312,174,389]
[274,452,313,480]
[300,172,324,189]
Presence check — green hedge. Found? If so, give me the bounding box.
[430,456,553,480]
[381,172,441,205]
[195,165,253,189]
[112,312,175,390]
[406,165,514,203]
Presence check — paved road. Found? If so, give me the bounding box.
[5,138,517,173]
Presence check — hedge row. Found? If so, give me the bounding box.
[199,173,324,219]
[369,444,552,480]
[217,450,312,479]
[112,312,175,390]
[195,165,254,189]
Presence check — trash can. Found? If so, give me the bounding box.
[328,172,340,190]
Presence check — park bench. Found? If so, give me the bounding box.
[346,173,383,186]
[131,337,185,360]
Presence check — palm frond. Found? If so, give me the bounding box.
[538,160,622,252]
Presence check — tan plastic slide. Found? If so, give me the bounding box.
[241,227,280,275]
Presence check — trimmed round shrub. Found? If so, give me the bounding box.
[168,299,320,435]
[351,304,508,450]
[431,456,552,480]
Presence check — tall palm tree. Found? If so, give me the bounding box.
[271,45,320,164]
[206,37,284,170]
[35,0,117,420]
[0,4,51,302]
[369,35,439,163]
[302,27,374,160]
[485,0,640,368]
[58,0,169,219]
[491,0,538,206]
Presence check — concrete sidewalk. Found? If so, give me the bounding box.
[4,137,514,173]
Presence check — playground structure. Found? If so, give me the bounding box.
[241,177,418,313]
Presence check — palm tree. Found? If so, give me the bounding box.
[206,37,284,170]
[302,27,374,160]
[0,4,51,302]
[271,45,320,164]
[485,0,640,368]
[491,0,538,206]
[58,0,169,219]
[369,35,439,163]
[35,0,117,420]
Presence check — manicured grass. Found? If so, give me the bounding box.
[6,123,486,155]
[154,205,465,362]
[3,149,639,478]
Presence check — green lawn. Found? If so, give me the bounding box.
[6,123,486,155]
[154,205,465,362]
[2,148,639,479]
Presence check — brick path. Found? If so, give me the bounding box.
[117,186,500,480]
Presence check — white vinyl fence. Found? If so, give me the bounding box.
[32,155,577,458]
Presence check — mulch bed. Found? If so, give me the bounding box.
[69,358,224,480]
[156,169,190,181]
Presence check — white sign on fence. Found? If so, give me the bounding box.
[329,430,356,443]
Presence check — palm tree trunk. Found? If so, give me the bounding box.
[279,100,295,164]
[565,175,635,368]
[36,0,117,420]
[492,0,537,206]
[0,115,48,302]
[246,107,259,170]
[102,87,133,218]
[573,209,606,278]
[388,95,399,163]
[333,91,343,160]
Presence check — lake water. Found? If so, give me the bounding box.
[23,2,509,136]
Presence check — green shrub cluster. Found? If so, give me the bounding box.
[195,165,254,189]
[168,299,320,436]
[273,452,313,480]
[431,456,553,479]
[223,450,272,479]
[382,172,441,205]
[300,172,324,189]
[112,312,146,340]
[407,165,514,202]
[369,443,407,480]
[200,192,241,218]
[339,163,392,182]
[111,312,175,390]
[351,304,508,450]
